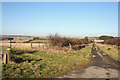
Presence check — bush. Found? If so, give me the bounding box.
[104,38,119,46]
[107,48,111,51]
[48,34,91,47]
[48,34,62,46]
[100,38,120,46]
[48,34,83,47]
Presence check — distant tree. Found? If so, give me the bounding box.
[99,35,114,40]
[33,37,39,40]
[48,34,62,46]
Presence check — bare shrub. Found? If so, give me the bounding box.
[102,38,120,46]
[48,34,79,47]
[48,34,62,46]
[104,39,119,45]
[48,34,91,47]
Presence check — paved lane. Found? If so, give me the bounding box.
[56,43,120,79]
[0,47,2,80]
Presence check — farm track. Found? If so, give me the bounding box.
[56,43,120,79]
[0,45,2,79]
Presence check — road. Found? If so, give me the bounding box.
[56,43,120,79]
[0,47,2,80]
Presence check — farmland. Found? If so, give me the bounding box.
[1,35,120,78]
[2,43,46,50]
[1,35,34,43]
[30,40,48,43]
[1,35,94,78]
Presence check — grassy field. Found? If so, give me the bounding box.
[2,44,92,78]
[96,43,119,61]
[30,40,48,43]
[2,43,45,50]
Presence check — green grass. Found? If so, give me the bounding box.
[2,45,92,78]
[30,40,48,43]
[96,43,119,61]
[0,64,1,78]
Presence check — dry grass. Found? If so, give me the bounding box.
[2,43,90,54]
[2,43,46,49]
[96,43,119,61]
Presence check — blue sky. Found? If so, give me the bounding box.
[2,2,118,37]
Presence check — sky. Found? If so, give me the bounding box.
[2,2,118,37]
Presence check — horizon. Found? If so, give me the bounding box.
[1,33,118,38]
[2,2,118,37]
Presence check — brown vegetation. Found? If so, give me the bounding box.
[100,38,120,46]
[48,34,92,48]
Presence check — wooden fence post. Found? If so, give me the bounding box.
[31,42,33,49]
[43,45,44,50]
[4,54,7,64]
[6,48,11,63]
[59,46,62,52]
[39,43,40,48]
[46,44,48,50]
[7,50,11,62]
[69,43,72,51]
